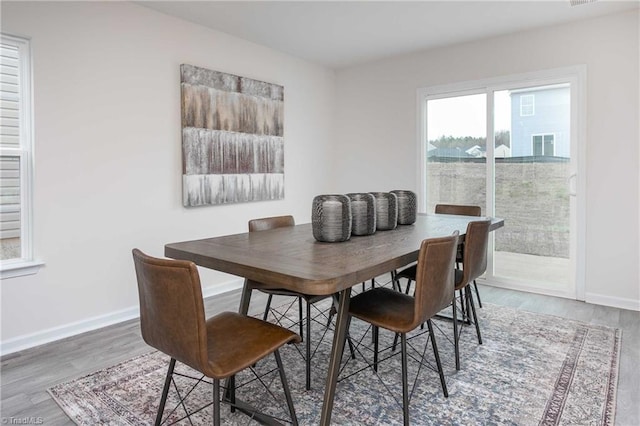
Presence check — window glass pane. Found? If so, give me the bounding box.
[1,42,21,148]
[1,154,21,260]
[426,93,486,214]
[494,84,571,288]
[544,135,554,156]
[1,35,28,264]
[533,135,542,156]
[520,94,534,116]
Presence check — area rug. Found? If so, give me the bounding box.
[48,303,620,425]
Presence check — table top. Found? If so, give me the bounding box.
[165,213,503,296]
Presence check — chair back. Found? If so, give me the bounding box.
[457,219,491,289]
[132,249,208,372]
[412,232,459,327]
[435,204,481,217]
[247,216,296,289]
[249,215,295,232]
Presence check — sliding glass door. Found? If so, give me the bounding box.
[419,69,584,299]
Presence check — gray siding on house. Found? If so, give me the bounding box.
[510,86,570,158]
[0,43,21,240]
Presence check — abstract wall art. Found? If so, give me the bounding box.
[180,64,284,207]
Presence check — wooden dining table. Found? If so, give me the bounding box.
[165,213,504,425]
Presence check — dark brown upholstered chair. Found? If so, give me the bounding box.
[393,217,490,371]
[451,219,491,370]
[348,232,459,426]
[396,204,484,307]
[436,204,483,307]
[132,249,300,426]
[247,215,341,391]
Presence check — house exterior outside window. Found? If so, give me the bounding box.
[510,85,570,158]
[0,34,40,278]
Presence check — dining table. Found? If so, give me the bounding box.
[165,212,504,425]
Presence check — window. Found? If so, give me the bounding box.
[418,65,585,301]
[520,94,535,116]
[532,134,555,156]
[1,34,40,278]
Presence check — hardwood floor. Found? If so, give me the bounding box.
[1,285,638,425]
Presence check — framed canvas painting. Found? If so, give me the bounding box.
[180,64,284,206]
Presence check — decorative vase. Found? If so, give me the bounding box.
[391,190,417,225]
[346,193,376,236]
[312,194,352,242]
[369,192,398,231]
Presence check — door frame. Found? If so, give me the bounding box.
[416,65,586,301]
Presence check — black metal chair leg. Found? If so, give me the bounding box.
[229,375,236,413]
[392,271,401,292]
[468,287,482,344]
[460,289,470,324]
[400,333,409,426]
[299,297,304,341]
[392,332,400,352]
[155,358,176,426]
[347,332,357,360]
[427,319,448,397]
[274,349,299,426]
[262,294,273,321]
[404,279,412,295]
[213,378,220,426]
[373,325,379,372]
[306,300,312,390]
[473,280,483,308]
[452,299,460,371]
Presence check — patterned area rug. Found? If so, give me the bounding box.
[48,303,620,425]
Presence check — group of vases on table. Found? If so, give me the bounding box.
[312,190,417,243]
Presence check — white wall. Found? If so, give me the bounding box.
[2,2,637,355]
[0,2,336,353]
[332,10,640,308]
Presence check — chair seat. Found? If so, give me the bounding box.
[349,287,415,334]
[205,312,301,379]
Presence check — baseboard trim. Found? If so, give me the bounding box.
[0,278,244,357]
[585,292,640,312]
[3,279,636,356]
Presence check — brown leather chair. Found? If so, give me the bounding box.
[393,217,490,371]
[132,249,300,426]
[436,204,483,307]
[396,204,484,307]
[451,219,490,370]
[246,215,344,391]
[348,232,459,425]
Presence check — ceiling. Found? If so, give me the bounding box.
[138,1,639,69]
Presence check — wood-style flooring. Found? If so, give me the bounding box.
[1,284,639,425]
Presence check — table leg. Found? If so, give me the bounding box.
[320,287,351,426]
[238,279,253,315]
